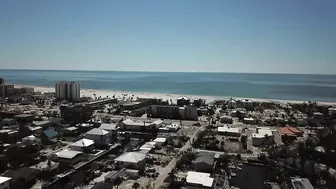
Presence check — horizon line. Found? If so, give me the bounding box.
[0,68,334,76]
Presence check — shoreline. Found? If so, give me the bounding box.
[16,84,336,106]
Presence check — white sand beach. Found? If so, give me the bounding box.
[16,84,336,105]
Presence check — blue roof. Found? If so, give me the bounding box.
[44,128,57,139]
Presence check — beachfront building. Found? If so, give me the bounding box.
[150,105,197,120]
[177,96,190,106]
[241,99,253,109]
[55,81,80,102]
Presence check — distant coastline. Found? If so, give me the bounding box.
[1,69,336,103]
[17,84,336,106]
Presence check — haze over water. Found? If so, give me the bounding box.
[1,69,336,102]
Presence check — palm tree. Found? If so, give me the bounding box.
[132,182,140,189]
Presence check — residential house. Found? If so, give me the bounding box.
[70,139,95,152]
[153,137,167,148]
[252,127,274,146]
[194,153,215,173]
[84,128,110,145]
[243,117,255,124]
[99,123,118,141]
[55,150,84,165]
[63,126,79,136]
[220,116,233,124]
[115,152,147,172]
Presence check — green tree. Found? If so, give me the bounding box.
[132,182,140,189]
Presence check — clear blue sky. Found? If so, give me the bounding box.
[0,0,335,74]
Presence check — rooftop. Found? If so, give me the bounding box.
[85,128,109,136]
[71,138,95,148]
[115,152,146,163]
[65,126,78,131]
[0,176,11,184]
[218,126,240,133]
[186,171,214,188]
[153,137,167,143]
[99,123,117,131]
[195,153,215,166]
[56,150,83,159]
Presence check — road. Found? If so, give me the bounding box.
[154,124,205,189]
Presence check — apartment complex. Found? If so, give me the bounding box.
[55,81,80,101]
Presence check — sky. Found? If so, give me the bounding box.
[0,0,335,74]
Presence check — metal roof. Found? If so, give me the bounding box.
[85,128,109,136]
[43,128,57,139]
[115,152,146,163]
[56,150,83,159]
[71,139,95,147]
[195,153,215,166]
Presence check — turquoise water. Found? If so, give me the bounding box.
[0,69,335,102]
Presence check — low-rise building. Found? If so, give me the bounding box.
[22,135,39,145]
[118,119,162,132]
[70,138,95,152]
[150,105,197,120]
[220,116,233,124]
[194,153,215,173]
[139,141,157,153]
[115,152,147,172]
[217,126,240,137]
[55,150,84,165]
[85,128,110,145]
[153,137,167,148]
[243,117,255,124]
[99,123,118,140]
[252,127,274,146]
[186,171,214,189]
[63,126,79,136]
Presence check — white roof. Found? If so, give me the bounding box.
[71,139,94,148]
[218,126,240,133]
[152,119,163,125]
[186,171,214,188]
[56,150,83,159]
[115,152,146,163]
[244,117,254,121]
[99,123,117,131]
[85,128,109,136]
[23,135,36,141]
[153,137,166,143]
[258,129,273,136]
[65,126,78,131]
[0,176,11,184]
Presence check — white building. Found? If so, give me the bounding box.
[55,150,84,165]
[70,138,95,152]
[55,81,80,101]
[118,119,162,132]
[217,125,240,137]
[85,128,110,145]
[0,176,11,189]
[115,152,147,171]
[186,171,214,189]
[252,127,274,146]
[243,117,255,124]
[153,137,167,148]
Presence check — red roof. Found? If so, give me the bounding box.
[287,127,302,134]
[279,127,301,136]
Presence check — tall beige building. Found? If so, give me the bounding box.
[55,81,80,101]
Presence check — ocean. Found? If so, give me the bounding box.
[0,69,335,102]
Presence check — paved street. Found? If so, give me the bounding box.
[154,125,205,189]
